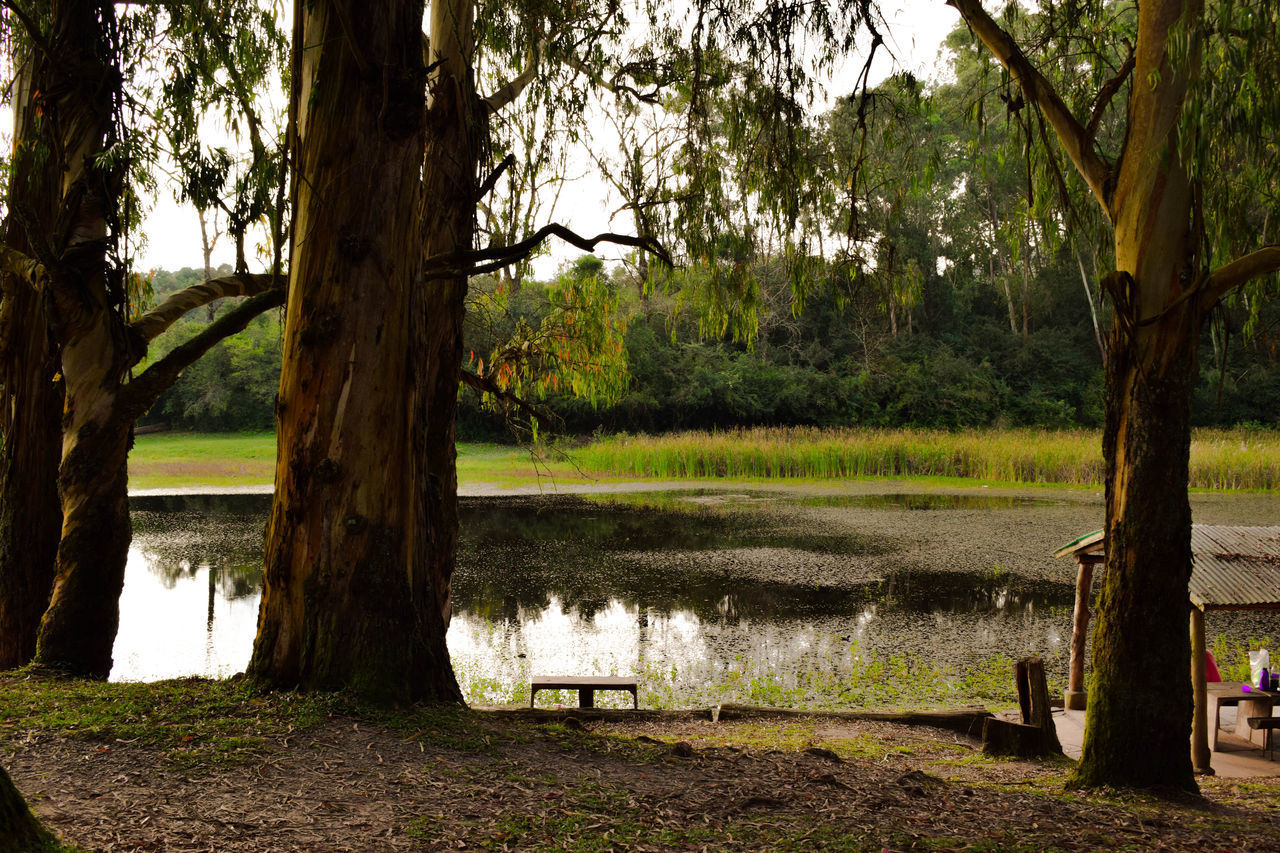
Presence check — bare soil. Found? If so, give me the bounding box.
[8,709,1280,852]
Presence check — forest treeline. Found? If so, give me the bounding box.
[140,14,1280,441]
[142,251,1280,437]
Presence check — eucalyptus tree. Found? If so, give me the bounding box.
[0,0,288,677]
[248,0,880,701]
[948,0,1280,790]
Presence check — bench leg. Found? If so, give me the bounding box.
[578,688,594,709]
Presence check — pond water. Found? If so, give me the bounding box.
[116,488,1280,709]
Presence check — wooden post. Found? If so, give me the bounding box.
[982,656,1062,757]
[1065,554,1098,710]
[1191,605,1212,774]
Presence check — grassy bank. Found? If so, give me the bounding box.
[127,426,1280,492]
[128,432,277,489]
[570,426,1280,490]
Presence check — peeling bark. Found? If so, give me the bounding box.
[249,0,462,704]
[0,44,63,669]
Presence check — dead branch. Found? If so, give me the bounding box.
[1085,48,1134,141]
[426,224,672,278]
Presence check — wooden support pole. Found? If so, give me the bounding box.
[1191,605,1213,774]
[1065,555,1098,710]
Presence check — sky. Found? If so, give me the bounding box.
[134,0,962,278]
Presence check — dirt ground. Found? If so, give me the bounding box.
[8,709,1280,852]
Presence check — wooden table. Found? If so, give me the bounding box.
[1208,682,1277,750]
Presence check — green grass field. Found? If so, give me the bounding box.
[127,426,1280,492]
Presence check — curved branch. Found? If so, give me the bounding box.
[121,287,285,420]
[1201,245,1280,308]
[948,0,1112,214]
[560,52,665,104]
[130,273,279,343]
[483,38,545,114]
[1,2,52,59]
[426,224,673,278]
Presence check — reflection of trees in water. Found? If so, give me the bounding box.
[457,495,883,556]
[456,545,1073,630]
[126,492,1073,624]
[131,503,265,601]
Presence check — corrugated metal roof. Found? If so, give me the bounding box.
[1054,529,1103,558]
[1057,525,1280,610]
[1189,526,1280,610]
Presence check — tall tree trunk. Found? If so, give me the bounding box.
[1076,299,1198,789]
[199,207,219,321]
[414,0,482,649]
[0,14,69,670]
[25,1,283,679]
[0,290,62,670]
[249,0,461,703]
[1073,0,1200,792]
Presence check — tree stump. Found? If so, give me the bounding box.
[982,656,1063,758]
[1,763,55,853]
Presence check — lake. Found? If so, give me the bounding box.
[115,486,1280,708]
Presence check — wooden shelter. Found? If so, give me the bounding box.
[1056,525,1280,774]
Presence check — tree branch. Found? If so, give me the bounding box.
[948,0,1112,214]
[459,369,549,426]
[560,52,665,104]
[1,1,52,60]
[1201,245,1280,307]
[483,38,545,114]
[426,224,673,278]
[476,153,515,201]
[129,273,279,343]
[1085,48,1134,140]
[120,287,285,421]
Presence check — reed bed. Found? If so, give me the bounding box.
[569,426,1280,490]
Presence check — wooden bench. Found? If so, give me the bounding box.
[1247,716,1280,760]
[530,676,638,709]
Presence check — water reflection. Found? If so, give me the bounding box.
[116,491,1093,706]
[116,495,265,680]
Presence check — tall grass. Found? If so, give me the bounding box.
[569,426,1280,490]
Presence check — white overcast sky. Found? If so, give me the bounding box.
[135,0,961,277]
